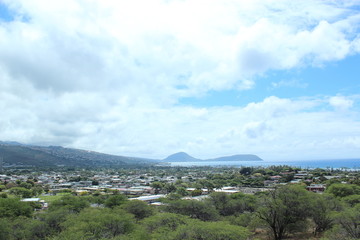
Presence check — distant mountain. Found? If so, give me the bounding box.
[163,152,263,162]
[209,154,262,162]
[164,152,201,162]
[0,141,158,168]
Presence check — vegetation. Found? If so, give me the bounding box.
[0,165,359,240]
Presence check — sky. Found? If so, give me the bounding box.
[0,0,360,161]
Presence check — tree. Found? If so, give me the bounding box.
[206,192,256,216]
[151,182,164,194]
[37,207,73,234]
[326,183,360,198]
[104,194,127,208]
[256,185,311,240]
[163,199,219,221]
[9,187,32,198]
[333,204,360,239]
[19,182,32,189]
[49,195,90,213]
[175,187,188,196]
[121,200,154,220]
[141,212,189,234]
[10,217,49,240]
[190,189,202,197]
[31,186,43,196]
[205,192,230,215]
[54,208,136,239]
[342,194,360,207]
[0,198,33,218]
[0,218,11,240]
[309,193,339,235]
[164,183,177,194]
[173,220,251,240]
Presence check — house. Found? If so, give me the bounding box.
[129,194,166,203]
[306,184,326,193]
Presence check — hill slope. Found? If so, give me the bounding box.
[163,152,263,162]
[0,142,157,168]
[210,154,262,162]
[164,152,201,162]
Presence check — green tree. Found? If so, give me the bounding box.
[163,199,219,221]
[19,182,32,189]
[0,218,11,240]
[256,185,311,240]
[10,217,49,240]
[104,194,127,208]
[326,183,360,198]
[342,194,360,207]
[164,183,177,194]
[31,186,44,196]
[141,212,189,234]
[50,195,89,213]
[0,198,33,218]
[54,208,136,239]
[9,187,33,198]
[333,204,360,239]
[121,200,154,220]
[172,220,251,240]
[151,182,164,194]
[37,207,74,234]
[309,193,339,235]
[175,187,188,196]
[190,189,202,197]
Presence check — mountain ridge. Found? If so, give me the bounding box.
[0,141,263,168]
[163,152,263,162]
[0,141,157,168]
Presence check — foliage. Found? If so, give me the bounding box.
[104,194,127,208]
[141,212,190,233]
[1,166,360,240]
[37,207,75,234]
[309,194,339,235]
[206,192,256,216]
[49,195,90,213]
[163,199,220,221]
[326,183,360,198]
[150,181,163,194]
[54,208,136,240]
[333,204,360,239]
[0,218,11,240]
[0,198,33,218]
[256,185,311,240]
[172,220,251,240]
[9,187,33,198]
[121,200,154,220]
[341,194,360,207]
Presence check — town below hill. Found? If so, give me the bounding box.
[0,165,359,240]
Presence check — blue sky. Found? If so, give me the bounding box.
[0,0,360,160]
[180,54,360,107]
[0,2,13,21]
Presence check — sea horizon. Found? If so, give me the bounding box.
[168,158,360,169]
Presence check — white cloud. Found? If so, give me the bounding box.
[1,0,360,98]
[329,96,354,111]
[271,79,308,89]
[0,0,360,160]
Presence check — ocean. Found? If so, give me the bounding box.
[168,159,360,169]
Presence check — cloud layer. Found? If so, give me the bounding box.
[1,0,360,160]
